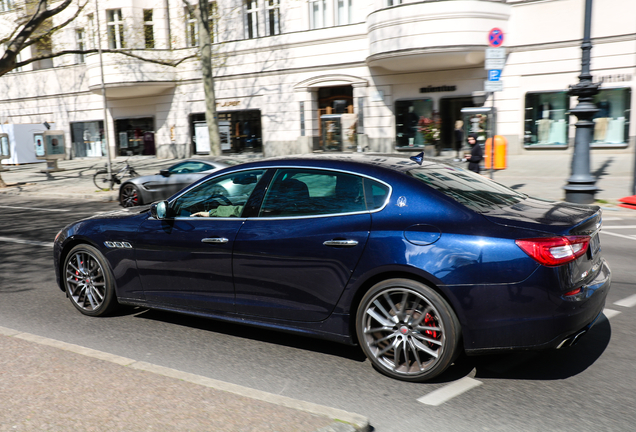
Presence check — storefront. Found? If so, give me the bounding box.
[190,110,262,154]
[70,121,105,157]
[592,88,631,147]
[114,117,155,156]
[524,91,570,148]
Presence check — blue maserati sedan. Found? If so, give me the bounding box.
[53,155,611,382]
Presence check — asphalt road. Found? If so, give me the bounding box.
[1,195,635,432]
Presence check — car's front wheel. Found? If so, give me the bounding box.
[63,244,118,317]
[120,183,142,207]
[356,279,461,382]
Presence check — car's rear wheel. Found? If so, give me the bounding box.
[356,279,461,382]
[63,244,118,317]
[120,183,142,207]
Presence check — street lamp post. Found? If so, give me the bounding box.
[564,0,600,204]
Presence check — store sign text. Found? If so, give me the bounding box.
[419,85,457,93]
[217,100,241,108]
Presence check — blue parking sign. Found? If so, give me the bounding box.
[488,70,502,81]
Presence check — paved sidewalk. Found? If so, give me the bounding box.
[0,151,634,208]
[0,326,368,432]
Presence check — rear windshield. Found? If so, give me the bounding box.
[407,165,526,213]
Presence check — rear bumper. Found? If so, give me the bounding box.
[454,259,611,355]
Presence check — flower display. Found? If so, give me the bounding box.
[418,113,441,144]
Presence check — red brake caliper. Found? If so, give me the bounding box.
[423,313,438,347]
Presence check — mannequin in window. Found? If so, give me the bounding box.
[594,99,611,142]
[454,120,464,160]
[406,105,419,146]
[537,102,552,143]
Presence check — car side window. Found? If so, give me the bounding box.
[171,169,265,218]
[259,169,367,217]
[169,161,211,174]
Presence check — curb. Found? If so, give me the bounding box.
[0,325,370,432]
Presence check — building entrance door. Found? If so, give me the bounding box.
[440,97,475,155]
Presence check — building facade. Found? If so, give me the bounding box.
[0,0,634,162]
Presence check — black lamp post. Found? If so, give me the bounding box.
[564,0,600,204]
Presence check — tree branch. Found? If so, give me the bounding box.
[22,1,90,50]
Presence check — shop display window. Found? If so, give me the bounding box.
[524,91,569,147]
[592,88,631,146]
[395,99,433,148]
[70,121,105,157]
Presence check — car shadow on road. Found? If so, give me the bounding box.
[434,317,611,383]
[133,308,368,362]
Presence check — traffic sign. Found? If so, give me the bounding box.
[484,80,503,92]
[488,28,504,47]
[485,58,505,70]
[488,70,502,82]
[485,48,505,59]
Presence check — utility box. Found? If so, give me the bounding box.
[35,130,66,174]
[0,133,9,172]
[484,135,507,170]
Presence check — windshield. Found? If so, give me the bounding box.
[407,165,526,213]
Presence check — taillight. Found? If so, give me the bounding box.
[515,236,590,267]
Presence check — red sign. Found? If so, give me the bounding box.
[488,28,504,47]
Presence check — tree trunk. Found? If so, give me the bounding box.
[197,0,220,156]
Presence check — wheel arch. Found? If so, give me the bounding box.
[57,237,111,292]
[346,269,464,346]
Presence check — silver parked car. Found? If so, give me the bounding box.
[119,158,242,207]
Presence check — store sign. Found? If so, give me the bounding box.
[217,100,241,108]
[594,74,632,83]
[419,85,457,93]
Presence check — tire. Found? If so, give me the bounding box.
[93,170,112,191]
[120,183,142,207]
[63,244,119,317]
[356,279,461,382]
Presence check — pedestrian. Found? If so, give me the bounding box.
[465,133,482,173]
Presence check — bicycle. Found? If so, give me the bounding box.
[93,160,140,191]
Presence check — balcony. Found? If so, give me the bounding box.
[367,0,511,72]
[85,50,178,98]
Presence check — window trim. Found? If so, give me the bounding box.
[143,9,155,49]
[106,9,125,49]
[164,166,392,221]
[245,0,259,39]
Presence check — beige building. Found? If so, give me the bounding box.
[0,0,634,163]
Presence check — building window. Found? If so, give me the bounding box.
[144,9,155,49]
[592,88,631,146]
[186,3,216,47]
[70,121,105,157]
[87,14,96,49]
[265,0,280,36]
[387,0,402,6]
[107,9,125,49]
[0,0,13,12]
[395,99,434,148]
[309,0,326,29]
[524,91,569,147]
[245,0,259,39]
[186,8,198,47]
[76,29,86,63]
[336,0,352,25]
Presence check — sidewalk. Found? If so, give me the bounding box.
[0,326,368,432]
[4,151,633,214]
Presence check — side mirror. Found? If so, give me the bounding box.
[150,201,170,219]
[159,169,171,177]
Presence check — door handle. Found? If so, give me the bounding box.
[323,239,359,247]
[202,237,229,244]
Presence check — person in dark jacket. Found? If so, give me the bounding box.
[465,133,482,173]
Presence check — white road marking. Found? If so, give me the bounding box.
[600,231,636,241]
[602,217,623,221]
[614,294,636,308]
[0,205,71,212]
[0,236,54,248]
[603,309,621,320]
[602,225,636,229]
[417,377,482,406]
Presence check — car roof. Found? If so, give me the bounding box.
[240,153,451,174]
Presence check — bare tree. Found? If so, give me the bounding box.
[0,0,222,186]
